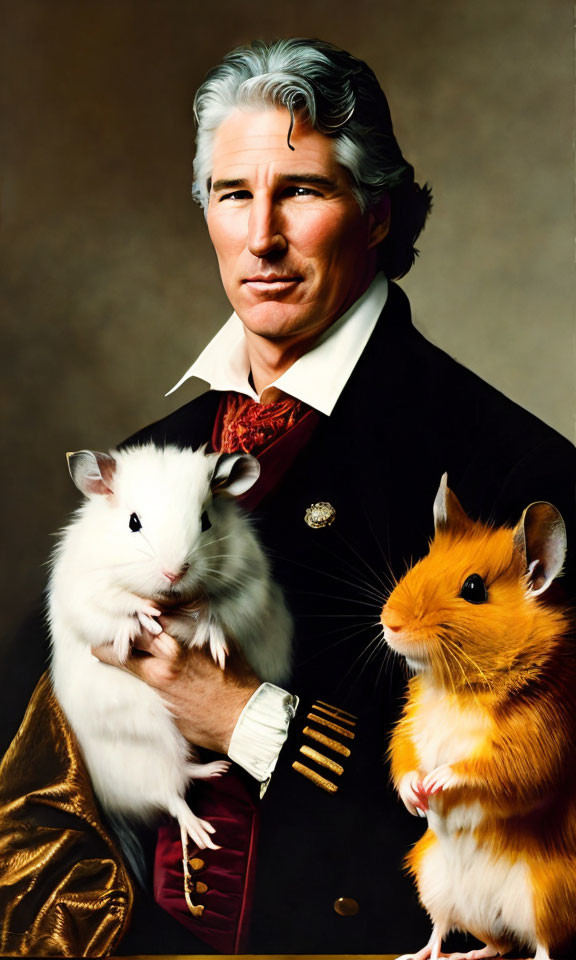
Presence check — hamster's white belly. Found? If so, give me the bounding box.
[418,821,536,947]
[412,690,492,773]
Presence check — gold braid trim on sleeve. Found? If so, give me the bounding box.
[0,672,134,957]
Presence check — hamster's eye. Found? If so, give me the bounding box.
[459,573,488,604]
[201,510,211,533]
[129,513,142,533]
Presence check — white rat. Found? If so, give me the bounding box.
[48,443,293,853]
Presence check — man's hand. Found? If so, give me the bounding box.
[92,629,260,755]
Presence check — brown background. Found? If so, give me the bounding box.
[1,0,574,645]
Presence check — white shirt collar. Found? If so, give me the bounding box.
[166,273,388,416]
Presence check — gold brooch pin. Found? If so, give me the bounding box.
[304,501,336,528]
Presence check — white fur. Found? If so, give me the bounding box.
[417,831,536,949]
[409,689,537,949]
[49,443,293,848]
[412,687,492,774]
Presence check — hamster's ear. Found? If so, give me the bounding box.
[212,452,260,496]
[512,501,567,596]
[67,450,117,497]
[433,473,471,534]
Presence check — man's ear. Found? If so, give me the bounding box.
[367,194,391,249]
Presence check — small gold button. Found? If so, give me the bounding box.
[195,881,208,894]
[334,897,359,917]
[304,501,336,529]
[189,858,205,871]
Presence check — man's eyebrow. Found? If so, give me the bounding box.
[210,177,247,192]
[276,173,338,189]
[210,173,338,192]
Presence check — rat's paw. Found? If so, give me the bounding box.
[113,616,142,663]
[187,760,231,781]
[137,611,162,635]
[422,763,460,796]
[180,809,219,851]
[398,770,429,815]
[209,625,229,670]
[129,594,162,619]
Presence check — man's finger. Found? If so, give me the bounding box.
[132,630,181,660]
[91,642,122,668]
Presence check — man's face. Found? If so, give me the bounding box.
[206,107,385,343]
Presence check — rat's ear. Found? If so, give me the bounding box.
[433,473,471,534]
[512,501,566,596]
[67,450,117,497]
[212,452,260,496]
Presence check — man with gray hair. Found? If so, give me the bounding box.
[1,37,575,959]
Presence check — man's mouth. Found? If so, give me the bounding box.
[242,275,302,292]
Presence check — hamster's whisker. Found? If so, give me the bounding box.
[342,626,389,691]
[323,528,395,595]
[374,629,395,691]
[303,611,383,619]
[302,619,381,642]
[436,637,459,696]
[439,636,475,696]
[295,588,383,610]
[331,527,393,593]
[278,553,387,604]
[357,503,399,590]
[442,634,493,690]
[296,621,379,666]
[304,534,395,596]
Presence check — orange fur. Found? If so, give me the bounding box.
[384,493,576,955]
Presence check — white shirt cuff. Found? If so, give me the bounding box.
[228,682,299,784]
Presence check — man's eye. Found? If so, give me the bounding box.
[219,190,251,202]
[288,186,321,197]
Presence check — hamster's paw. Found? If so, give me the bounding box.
[422,763,459,796]
[447,945,501,960]
[398,770,429,815]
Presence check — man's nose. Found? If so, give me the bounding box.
[247,196,287,257]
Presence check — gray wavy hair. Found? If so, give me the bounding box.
[192,38,432,279]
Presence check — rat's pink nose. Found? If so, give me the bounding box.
[162,571,182,583]
[162,565,189,583]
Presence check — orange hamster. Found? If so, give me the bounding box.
[382,474,576,960]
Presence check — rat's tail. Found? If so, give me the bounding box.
[105,811,148,889]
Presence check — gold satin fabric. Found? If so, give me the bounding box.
[0,672,134,957]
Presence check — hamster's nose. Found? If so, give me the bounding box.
[381,608,403,631]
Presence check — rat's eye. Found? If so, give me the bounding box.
[201,510,211,533]
[459,573,488,604]
[129,513,142,533]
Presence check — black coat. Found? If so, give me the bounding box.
[117,281,576,956]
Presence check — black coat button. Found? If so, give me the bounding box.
[334,897,359,916]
